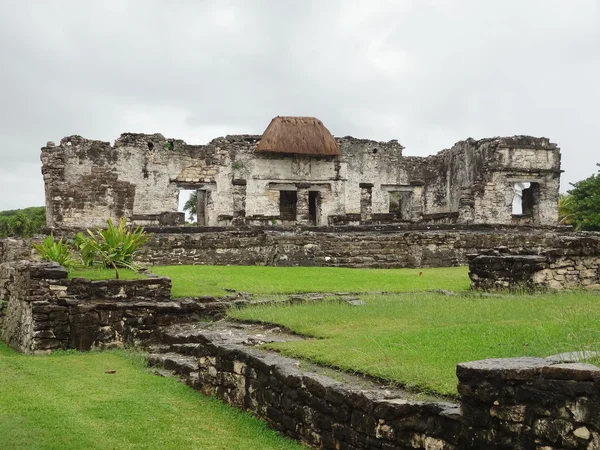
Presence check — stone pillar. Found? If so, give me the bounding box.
[296,184,310,225]
[410,184,424,222]
[359,183,373,222]
[196,190,207,226]
[232,179,247,225]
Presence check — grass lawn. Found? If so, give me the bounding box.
[228,291,600,396]
[0,344,303,450]
[150,265,470,297]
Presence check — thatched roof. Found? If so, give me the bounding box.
[256,116,340,156]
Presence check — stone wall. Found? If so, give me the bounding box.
[151,323,600,449]
[135,226,564,268]
[469,233,600,291]
[42,131,561,228]
[458,357,600,449]
[158,326,463,449]
[0,261,200,353]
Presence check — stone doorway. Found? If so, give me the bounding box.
[279,191,297,221]
[308,191,320,225]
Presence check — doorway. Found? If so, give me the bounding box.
[279,191,297,221]
[308,191,320,225]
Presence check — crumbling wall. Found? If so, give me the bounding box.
[0,261,201,353]
[152,323,600,450]
[469,234,600,291]
[458,357,600,449]
[41,131,560,228]
[135,226,561,268]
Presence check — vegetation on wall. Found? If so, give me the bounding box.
[30,218,149,279]
[563,163,600,231]
[0,206,45,238]
[33,234,76,269]
[73,218,149,279]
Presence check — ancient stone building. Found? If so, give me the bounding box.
[41,116,561,228]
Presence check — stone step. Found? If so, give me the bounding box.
[147,352,199,376]
[145,344,170,354]
[170,343,203,357]
[159,324,211,345]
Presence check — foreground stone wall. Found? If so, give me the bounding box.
[469,233,600,291]
[160,327,462,449]
[458,357,600,449]
[136,226,564,268]
[153,324,600,449]
[0,261,199,353]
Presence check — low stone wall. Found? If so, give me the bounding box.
[0,261,199,353]
[135,225,566,268]
[152,324,600,449]
[469,234,600,291]
[164,328,463,449]
[458,357,600,449]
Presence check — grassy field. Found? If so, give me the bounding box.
[229,291,600,396]
[0,344,303,450]
[150,265,470,297]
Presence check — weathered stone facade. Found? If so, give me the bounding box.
[41,123,561,229]
[469,234,600,291]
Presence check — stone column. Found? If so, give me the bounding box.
[359,183,373,222]
[296,184,310,225]
[232,179,247,225]
[196,190,207,226]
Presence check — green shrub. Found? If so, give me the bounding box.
[75,218,148,279]
[32,235,75,268]
[0,206,46,238]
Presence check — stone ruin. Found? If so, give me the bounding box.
[469,234,600,291]
[41,116,561,229]
[0,117,598,448]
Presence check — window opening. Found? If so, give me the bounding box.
[512,182,539,216]
[389,191,412,220]
[178,189,198,224]
[279,191,297,221]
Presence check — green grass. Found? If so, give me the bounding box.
[68,268,148,280]
[150,265,470,297]
[228,291,600,396]
[0,343,303,450]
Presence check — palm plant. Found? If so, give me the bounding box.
[75,218,148,279]
[183,191,197,222]
[558,193,575,225]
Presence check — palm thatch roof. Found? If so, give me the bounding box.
[256,116,340,156]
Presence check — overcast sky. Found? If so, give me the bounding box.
[1,0,599,211]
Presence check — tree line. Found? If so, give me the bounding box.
[0,206,46,238]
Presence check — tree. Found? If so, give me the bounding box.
[567,164,600,231]
[557,193,575,225]
[183,191,197,223]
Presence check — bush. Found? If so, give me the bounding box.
[0,207,46,238]
[32,235,75,268]
[567,164,600,231]
[74,218,148,279]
